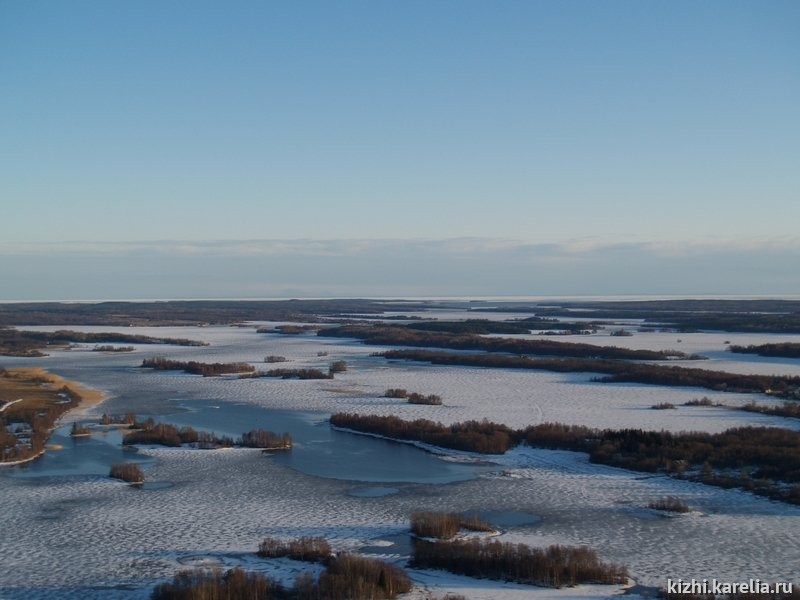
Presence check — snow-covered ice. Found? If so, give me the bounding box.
[1,323,798,598]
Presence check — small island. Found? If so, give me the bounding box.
[120,416,292,451]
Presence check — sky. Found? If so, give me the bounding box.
[1,1,799,300]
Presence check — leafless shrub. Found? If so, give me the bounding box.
[410,511,494,539]
[257,536,331,563]
[648,496,690,513]
[412,539,628,588]
[109,462,143,484]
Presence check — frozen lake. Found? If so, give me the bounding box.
[1,322,799,598]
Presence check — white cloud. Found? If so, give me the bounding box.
[2,236,799,301]
[2,236,800,260]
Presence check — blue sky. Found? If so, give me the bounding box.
[1,1,799,299]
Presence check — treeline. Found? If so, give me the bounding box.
[405,318,539,335]
[0,328,206,357]
[319,325,695,360]
[242,368,332,380]
[664,314,800,334]
[257,324,322,335]
[125,419,234,448]
[141,357,255,376]
[407,317,594,334]
[332,414,800,504]
[153,555,412,600]
[92,345,135,352]
[0,327,48,356]
[531,299,800,334]
[35,330,209,346]
[411,539,628,588]
[730,343,800,358]
[683,397,800,420]
[410,512,494,539]
[379,349,800,399]
[152,568,284,600]
[524,424,800,504]
[738,401,800,419]
[330,413,515,454]
[241,429,292,449]
[124,418,291,450]
[0,298,425,326]
[240,362,346,380]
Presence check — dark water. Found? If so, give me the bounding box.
[347,486,400,497]
[7,398,495,485]
[10,426,153,479]
[161,398,496,484]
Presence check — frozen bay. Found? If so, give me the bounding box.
[1,323,799,598]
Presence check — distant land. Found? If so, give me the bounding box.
[2,297,800,332]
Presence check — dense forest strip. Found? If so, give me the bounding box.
[141,357,255,376]
[522,299,800,334]
[0,299,429,326]
[403,318,592,334]
[687,397,800,420]
[240,368,332,380]
[657,314,800,334]
[318,324,696,360]
[411,538,628,587]
[3,297,799,332]
[521,423,800,491]
[378,349,800,399]
[331,414,800,505]
[91,345,135,352]
[123,417,291,449]
[539,299,800,313]
[0,328,207,357]
[729,343,800,358]
[330,413,515,454]
[19,329,207,346]
[153,553,412,600]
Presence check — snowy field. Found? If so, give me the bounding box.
[1,321,799,598]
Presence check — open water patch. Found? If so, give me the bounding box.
[347,486,400,498]
[9,425,154,480]
[160,398,494,484]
